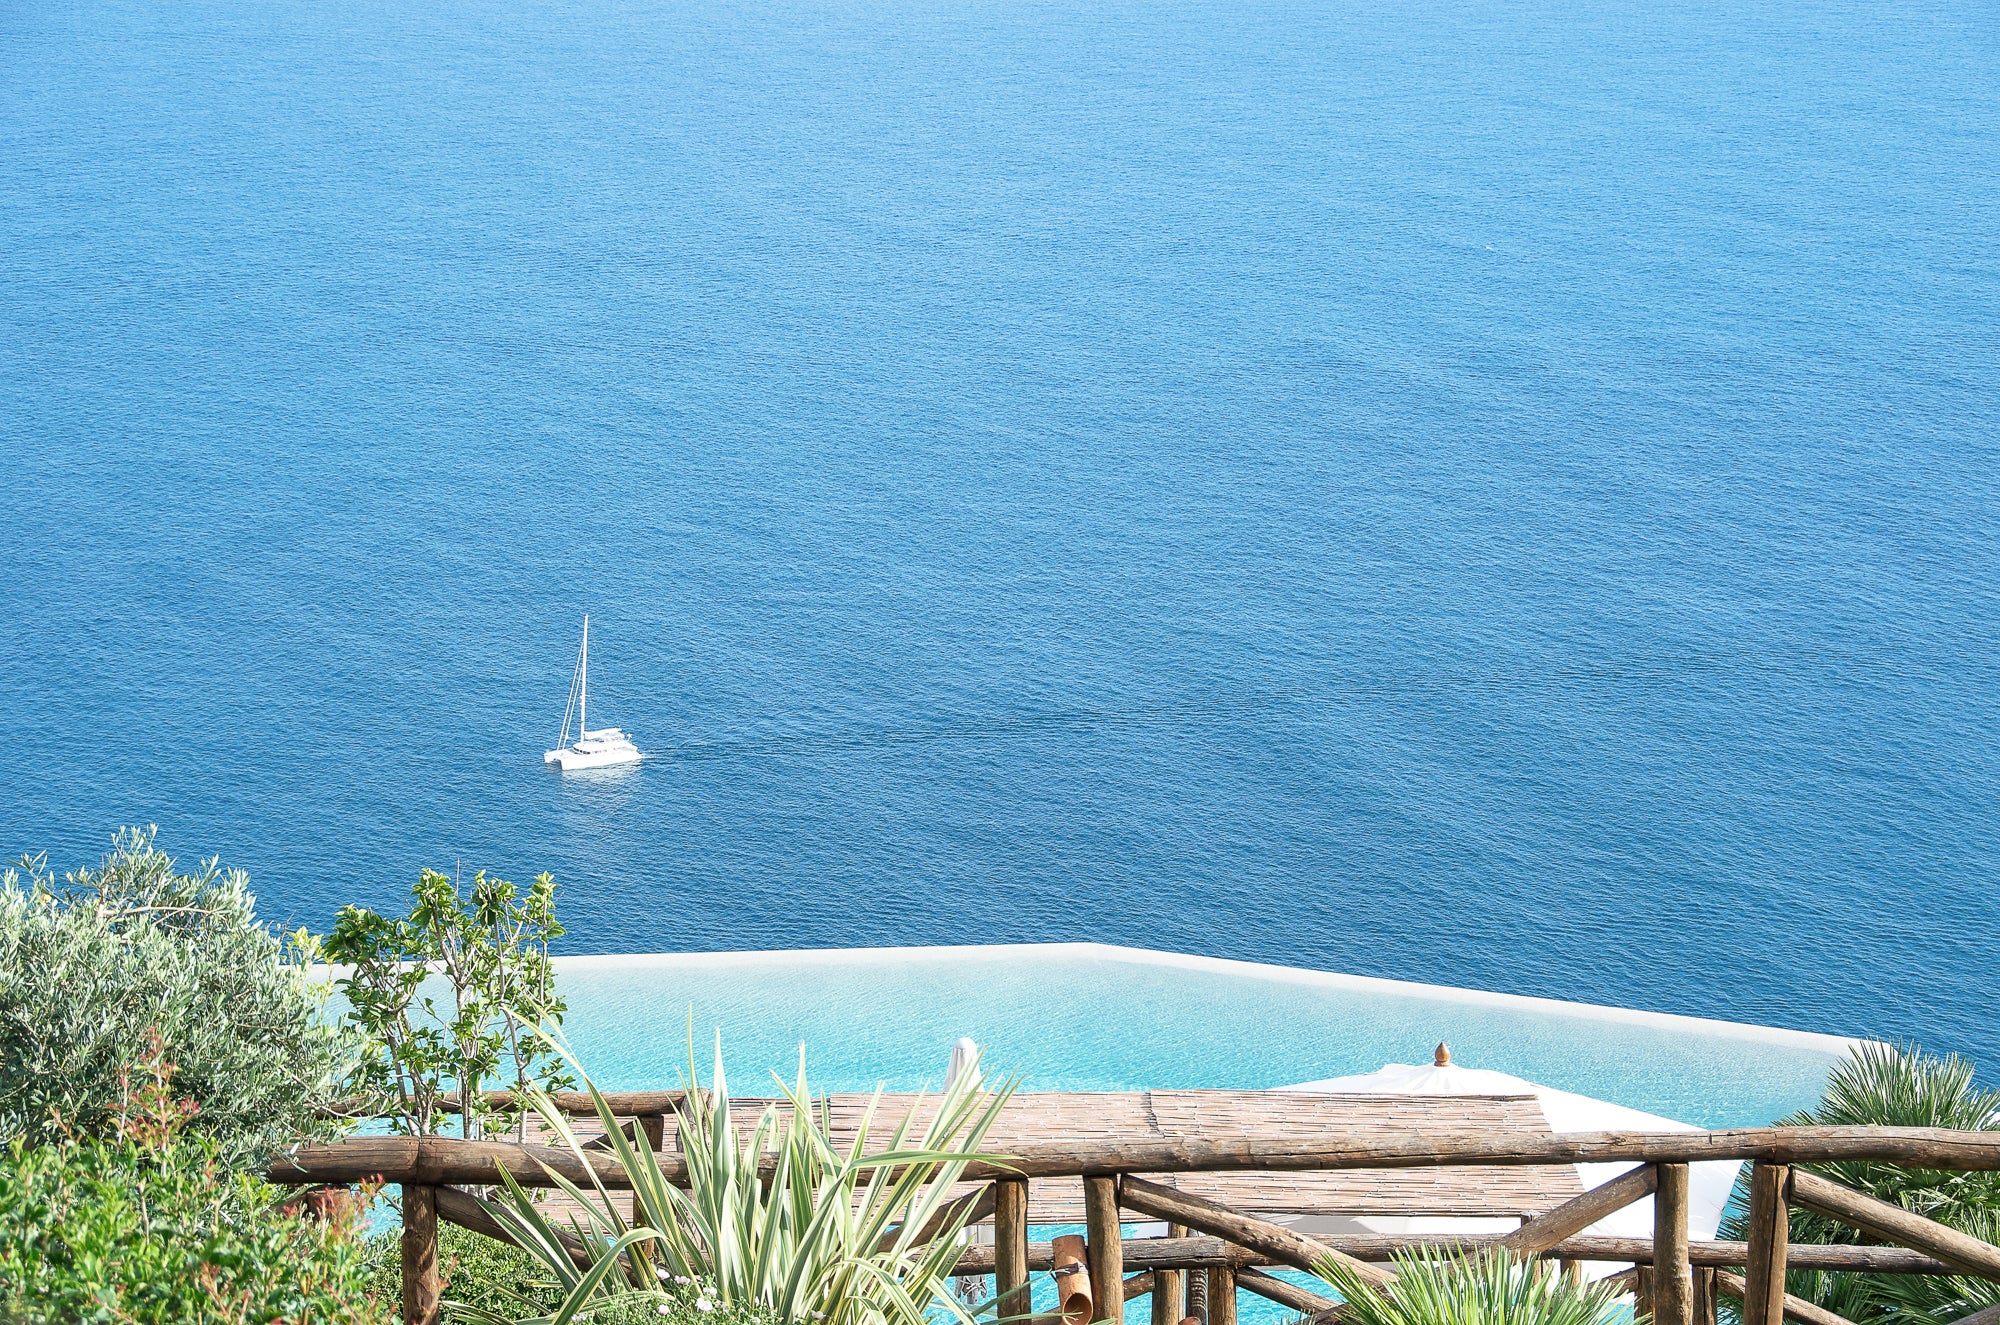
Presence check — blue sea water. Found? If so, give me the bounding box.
[3,0,1997,1074]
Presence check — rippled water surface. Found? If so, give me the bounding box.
[3,0,1996,1069]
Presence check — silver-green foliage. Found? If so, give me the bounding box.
[466,1040,1014,1325]
[1718,1041,2000,1325]
[1315,1247,1638,1325]
[0,827,357,1167]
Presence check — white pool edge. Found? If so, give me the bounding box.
[550,941,1864,1055]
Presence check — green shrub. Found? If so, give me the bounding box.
[363,1223,781,1325]
[1719,1041,2000,1325]
[1314,1246,1635,1325]
[0,1039,391,1324]
[0,827,358,1166]
[473,1041,1012,1325]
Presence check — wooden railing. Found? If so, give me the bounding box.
[266,1123,2000,1325]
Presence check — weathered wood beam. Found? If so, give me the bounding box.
[1714,1268,1863,1325]
[1119,1175,1393,1288]
[1743,1163,1792,1325]
[1206,1265,1237,1325]
[1655,1163,1694,1325]
[1237,1268,1339,1316]
[1124,1273,1155,1303]
[1088,1175,1126,1325]
[402,1185,441,1325]
[433,1184,589,1268]
[1152,1224,1186,1325]
[271,1126,2000,1187]
[1498,1164,1657,1255]
[1946,1305,2000,1325]
[1789,1169,2000,1280]
[1554,1236,1953,1275]
[955,1237,1237,1275]
[996,1178,1032,1321]
[877,1183,997,1253]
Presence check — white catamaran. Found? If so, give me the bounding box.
[544,616,643,770]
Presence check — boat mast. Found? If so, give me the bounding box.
[579,615,588,737]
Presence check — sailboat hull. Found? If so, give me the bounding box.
[545,745,644,770]
[545,727,643,770]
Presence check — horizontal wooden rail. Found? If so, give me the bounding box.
[1236,1267,1339,1316]
[267,1126,2000,1187]
[1498,1164,1657,1255]
[1789,1169,2000,1280]
[956,1237,1236,1275]
[435,1186,589,1268]
[983,1127,2000,1179]
[323,1089,694,1119]
[1119,1175,1393,1288]
[1714,1268,1862,1325]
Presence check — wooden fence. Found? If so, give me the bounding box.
[266,1100,2000,1325]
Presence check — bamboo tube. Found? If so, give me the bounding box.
[1053,1233,1094,1325]
[996,1179,1032,1321]
[1743,1163,1791,1325]
[402,1185,441,1325]
[1087,1176,1124,1325]
[1654,1163,1693,1325]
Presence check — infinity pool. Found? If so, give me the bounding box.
[552,943,1856,1127]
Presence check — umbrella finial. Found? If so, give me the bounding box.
[1434,1042,1452,1067]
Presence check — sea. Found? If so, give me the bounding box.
[3,0,1997,1076]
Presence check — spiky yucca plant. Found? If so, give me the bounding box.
[464,1038,1015,1325]
[1314,1246,1636,1325]
[1717,1041,2000,1325]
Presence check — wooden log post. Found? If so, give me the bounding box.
[1186,1268,1209,1325]
[1206,1265,1237,1325]
[1743,1163,1791,1325]
[1654,1163,1693,1325]
[1692,1266,1717,1325]
[996,1178,1032,1321]
[1088,1176,1125,1325]
[1152,1224,1186,1325]
[402,1184,441,1325]
[1636,1268,1655,1320]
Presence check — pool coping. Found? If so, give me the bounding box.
[551,941,1864,1055]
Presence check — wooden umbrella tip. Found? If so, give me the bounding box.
[1435,1042,1452,1066]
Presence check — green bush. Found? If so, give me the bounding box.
[0,1040,391,1324]
[363,1222,782,1325]
[1719,1041,2000,1325]
[0,827,358,1166]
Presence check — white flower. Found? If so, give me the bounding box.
[657,1307,672,1317]
[696,1299,715,1313]
[657,1268,671,1281]
[674,1275,693,1285]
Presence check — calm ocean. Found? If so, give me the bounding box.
[3,0,1996,1071]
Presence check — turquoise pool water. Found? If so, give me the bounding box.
[552,943,1855,1128]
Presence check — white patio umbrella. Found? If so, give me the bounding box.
[1275,1044,1740,1256]
[947,1037,983,1093]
